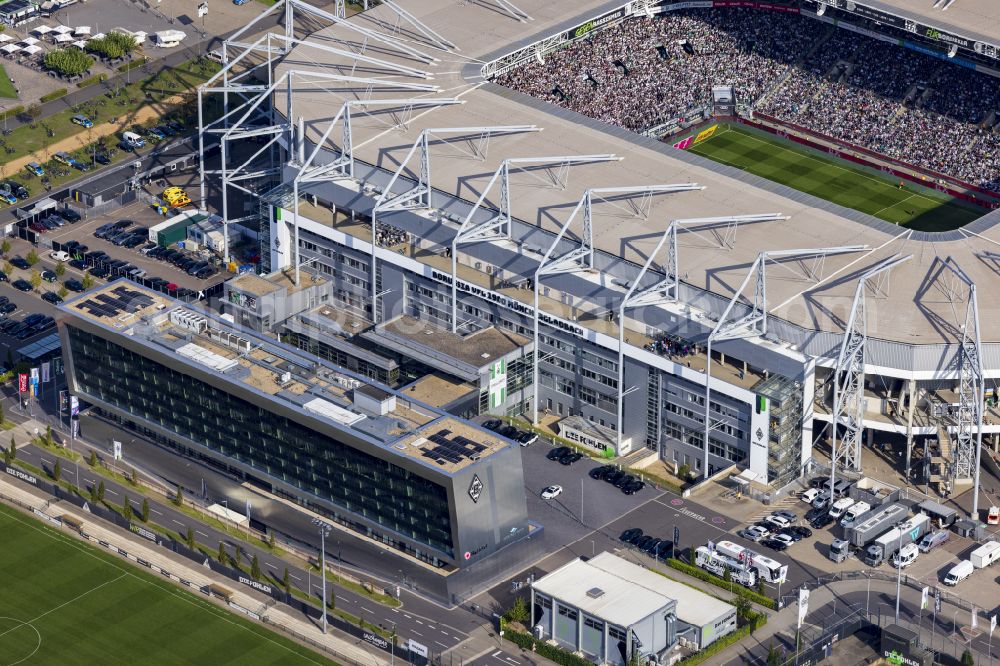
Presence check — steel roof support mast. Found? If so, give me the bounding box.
[448,155,620,333]
[829,254,911,500]
[702,246,868,481]
[530,184,704,426]
[615,214,786,452]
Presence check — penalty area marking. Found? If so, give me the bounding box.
[0,617,42,666]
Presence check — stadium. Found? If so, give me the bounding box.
[197,0,1000,514]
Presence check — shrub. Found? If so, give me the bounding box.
[505,630,596,666]
[76,73,108,89]
[661,558,777,610]
[0,106,23,121]
[39,89,69,104]
[43,49,93,77]
[676,612,766,666]
[87,33,138,60]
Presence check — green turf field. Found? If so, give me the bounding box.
[686,124,985,231]
[0,502,336,665]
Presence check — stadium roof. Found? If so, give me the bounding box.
[269,0,1000,355]
[862,0,1000,50]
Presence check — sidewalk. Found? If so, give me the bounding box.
[0,473,388,666]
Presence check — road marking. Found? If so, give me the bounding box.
[150,509,162,516]
[336,595,349,602]
[106,489,118,496]
[440,629,449,635]
[491,651,501,658]
[40,457,52,465]
[196,530,209,538]
[505,658,520,665]
[171,519,184,526]
[360,606,374,614]
[412,630,423,637]
[415,619,423,625]
[436,641,448,649]
[391,608,400,613]
[290,574,302,582]
[404,613,412,619]
[84,478,95,485]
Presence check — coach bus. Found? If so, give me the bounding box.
[713,540,788,584]
[694,546,758,588]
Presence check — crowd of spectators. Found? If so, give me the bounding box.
[645,333,698,359]
[494,7,1000,193]
[375,221,408,248]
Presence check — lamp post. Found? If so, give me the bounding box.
[894,520,906,623]
[312,517,333,634]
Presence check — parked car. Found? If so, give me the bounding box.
[621,479,645,495]
[50,250,70,262]
[772,510,798,523]
[516,431,537,446]
[482,419,501,431]
[90,266,111,279]
[917,530,950,553]
[0,302,16,315]
[0,270,6,282]
[41,292,63,305]
[546,446,570,461]
[590,465,614,480]
[25,162,44,177]
[40,270,57,283]
[71,114,94,128]
[620,528,643,544]
[540,485,562,500]
[194,266,218,279]
[801,488,821,504]
[559,451,583,466]
[762,537,789,552]
[811,491,833,510]
[94,153,111,165]
[11,279,31,292]
[59,208,82,223]
[740,525,770,542]
[5,181,27,199]
[0,189,17,205]
[64,279,85,292]
[10,256,29,270]
[764,514,792,530]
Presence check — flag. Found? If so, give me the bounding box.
[41,362,50,383]
[972,607,979,629]
[18,373,27,393]
[991,615,996,635]
[798,588,810,628]
[921,586,929,610]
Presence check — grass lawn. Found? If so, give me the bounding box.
[1,57,219,168]
[686,124,986,231]
[0,63,17,99]
[0,502,337,665]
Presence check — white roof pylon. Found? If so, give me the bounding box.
[268,33,434,79]
[378,0,456,52]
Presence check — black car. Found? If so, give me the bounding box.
[603,468,624,485]
[94,153,111,165]
[809,476,828,489]
[69,259,87,270]
[778,527,805,542]
[41,292,63,305]
[64,279,85,292]
[12,279,31,291]
[559,451,583,466]
[0,302,17,315]
[187,261,210,275]
[589,464,614,480]
[787,525,813,539]
[6,323,28,336]
[498,424,519,439]
[652,539,674,558]
[123,235,147,249]
[633,535,653,550]
[762,538,789,552]
[614,474,635,489]
[0,270,6,282]
[113,219,134,230]
[89,266,110,279]
[41,270,57,283]
[10,256,30,270]
[546,446,570,461]
[642,538,662,555]
[161,249,181,263]
[482,419,501,431]
[5,182,28,199]
[23,314,45,326]
[622,479,645,495]
[59,208,82,223]
[809,513,834,529]
[0,319,19,333]
[804,506,827,523]
[619,528,643,543]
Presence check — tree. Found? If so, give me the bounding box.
[7,437,14,462]
[96,480,105,502]
[185,526,195,549]
[122,494,133,520]
[218,541,227,564]
[173,484,183,506]
[505,596,529,624]
[54,262,65,277]
[140,498,150,522]
[29,270,41,290]
[2,262,11,275]
[86,33,138,60]
[235,545,243,567]
[251,554,261,580]
[723,566,732,584]
[0,240,9,256]
[88,450,97,467]
[0,400,4,424]
[757,579,766,596]
[25,249,39,265]
[81,273,94,290]
[43,48,94,77]
[52,459,61,481]
[734,596,753,623]
[282,567,291,593]
[26,103,41,120]
[766,641,782,666]
[962,649,975,666]
[89,483,99,503]
[268,532,276,550]
[45,425,53,446]
[130,468,138,485]
[678,463,691,480]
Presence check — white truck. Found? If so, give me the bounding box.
[840,501,871,527]
[828,497,855,520]
[970,541,1000,569]
[864,513,930,566]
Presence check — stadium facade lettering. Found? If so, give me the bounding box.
[565,7,626,40]
[429,270,585,336]
[238,576,273,595]
[6,466,38,485]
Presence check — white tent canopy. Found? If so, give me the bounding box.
[70,40,87,49]
[31,25,52,36]
[21,45,43,56]
[52,25,73,34]
[21,37,39,46]
[53,33,73,43]
[0,35,12,44]
[89,33,105,41]
[74,26,91,36]
[0,44,21,54]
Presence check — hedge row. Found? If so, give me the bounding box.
[662,558,777,610]
[676,612,767,666]
[77,73,108,89]
[0,105,23,121]
[40,89,68,103]
[505,629,595,666]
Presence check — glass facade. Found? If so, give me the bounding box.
[67,325,454,558]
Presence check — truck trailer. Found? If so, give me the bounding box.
[970,541,1000,569]
[844,502,908,547]
[864,514,931,566]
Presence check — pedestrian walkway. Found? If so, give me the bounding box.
[0,474,388,666]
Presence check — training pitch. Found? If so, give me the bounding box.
[0,503,335,665]
[686,124,985,231]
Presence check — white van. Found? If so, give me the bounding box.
[943,560,974,586]
[828,497,855,520]
[892,543,919,569]
[801,488,820,504]
[122,131,146,149]
[840,501,871,527]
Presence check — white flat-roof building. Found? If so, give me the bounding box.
[531,553,735,664]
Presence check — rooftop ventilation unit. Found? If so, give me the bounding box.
[170,309,208,334]
[585,587,605,599]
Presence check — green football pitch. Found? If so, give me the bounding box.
[686,124,985,231]
[0,502,336,665]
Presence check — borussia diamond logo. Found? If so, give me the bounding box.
[755,427,764,441]
[468,474,484,503]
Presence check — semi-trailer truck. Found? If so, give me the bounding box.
[844,502,908,547]
[864,514,931,566]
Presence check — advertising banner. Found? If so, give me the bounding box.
[18,373,27,393]
[70,396,79,416]
[797,588,810,628]
[672,136,694,150]
[564,6,628,40]
[693,124,718,145]
[41,362,50,383]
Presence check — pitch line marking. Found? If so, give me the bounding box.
[0,617,42,665]
[0,573,127,640]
